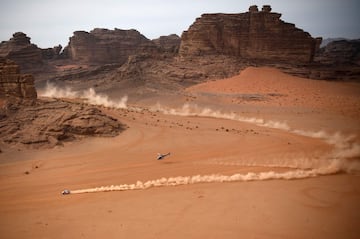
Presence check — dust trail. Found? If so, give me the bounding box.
[152,103,291,131]
[40,83,128,109]
[69,159,342,194]
[65,103,359,195]
[152,103,360,172]
[194,156,329,170]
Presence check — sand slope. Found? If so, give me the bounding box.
[188,67,360,117]
[0,67,359,238]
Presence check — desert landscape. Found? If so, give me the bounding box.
[1,4,360,239]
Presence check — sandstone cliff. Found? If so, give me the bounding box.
[0,58,37,99]
[0,32,43,71]
[67,28,157,64]
[179,5,321,64]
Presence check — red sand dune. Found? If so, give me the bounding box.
[188,67,360,116]
[0,67,359,239]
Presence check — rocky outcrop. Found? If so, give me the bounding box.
[0,98,126,149]
[320,38,347,48]
[152,34,181,53]
[179,5,321,64]
[0,32,43,71]
[315,39,360,66]
[111,54,244,97]
[41,44,63,60]
[0,57,126,150]
[306,39,360,80]
[67,28,157,64]
[0,58,37,99]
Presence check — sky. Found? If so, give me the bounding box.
[1,0,359,48]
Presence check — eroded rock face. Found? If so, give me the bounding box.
[41,44,63,60]
[0,58,37,99]
[0,32,43,71]
[112,54,244,96]
[179,5,321,64]
[307,39,360,80]
[0,98,126,149]
[0,58,126,150]
[152,34,181,53]
[315,40,360,66]
[67,28,156,64]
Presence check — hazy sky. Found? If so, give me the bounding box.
[1,0,359,48]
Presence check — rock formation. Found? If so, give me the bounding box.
[111,54,244,98]
[0,32,43,71]
[0,58,37,99]
[152,34,181,53]
[0,98,126,149]
[2,6,357,86]
[67,28,157,64]
[320,38,347,48]
[179,5,321,64]
[41,44,63,60]
[307,39,360,80]
[315,39,360,66]
[0,57,126,150]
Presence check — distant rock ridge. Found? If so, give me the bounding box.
[179,5,322,64]
[0,58,37,99]
[152,34,181,53]
[66,28,157,64]
[41,44,63,60]
[308,39,360,80]
[315,39,360,66]
[320,38,348,48]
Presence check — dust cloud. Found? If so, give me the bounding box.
[40,83,128,109]
[70,159,342,194]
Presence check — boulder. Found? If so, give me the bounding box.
[179,5,321,64]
